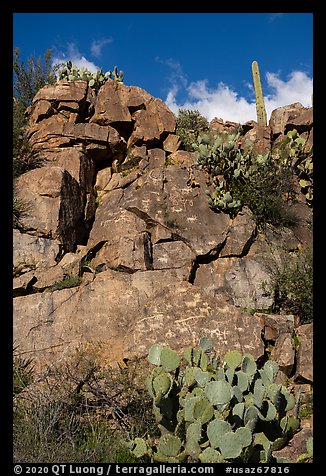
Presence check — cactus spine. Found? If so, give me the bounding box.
[252,60,267,127]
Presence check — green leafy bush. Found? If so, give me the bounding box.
[129,339,301,463]
[232,156,297,227]
[13,48,61,178]
[50,274,82,291]
[176,109,209,151]
[272,246,313,323]
[272,129,313,207]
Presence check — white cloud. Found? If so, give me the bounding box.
[264,71,313,119]
[90,38,113,58]
[51,42,99,73]
[165,69,313,124]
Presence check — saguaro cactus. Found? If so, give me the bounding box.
[252,60,267,127]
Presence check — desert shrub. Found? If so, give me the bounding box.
[272,246,313,323]
[272,129,313,208]
[13,398,138,463]
[176,109,209,151]
[50,274,82,291]
[13,347,34,395]
[232,156,297,228]
[13,346,154,463]
[13,194,30,229]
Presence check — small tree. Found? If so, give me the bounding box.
[176,109,209,151]
[13,48,62,177]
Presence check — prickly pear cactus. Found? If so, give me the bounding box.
[130,338,301,463]
[57,61,124,91]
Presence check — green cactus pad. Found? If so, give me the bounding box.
[267,383,282,408]
[232,402,245,420]
[205,380,233,407]
[148,344,162,365]
[146,366,164,397]
[199,336,213,353]
[184,346,202,367]
[280,387,296,412]
[253,379,266,408]
[184,396,200,422]
[271,437,288,451]
[280,415,300,436]
[185,420,202,458]
[157,434,182,457]
[216,368,226,380]
[193,397,214,424]
[241,354,257,376]
[257,400,277,421]
[225,368,235,385]
[152,372,173,397]
[262,360,279,383]
[132,438,148,458]
[235,370,249,392]
[199,351,208,371]
[224,349,242,369]
[235,426,253,448]
[194,368,211,387]
[153,405,163,423]
[244,405,259,425]
[185,367,197,386]
[192,387,205,397]
[219,429,248,460]
[199,447,223,463]
[232,385,244,403]
[160,347,180,372]
[207,419,232,448]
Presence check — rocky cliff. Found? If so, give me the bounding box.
[13,78,312,399]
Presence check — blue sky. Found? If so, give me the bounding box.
[13,13,313,123]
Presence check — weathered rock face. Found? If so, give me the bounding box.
[13,79,313,392]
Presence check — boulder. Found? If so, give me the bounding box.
[240,122,271,154]
[256,313,296,341]
[90,80,152,128]
[209,117,240,133]
[272,426,313,463]
[28,118,126,163]
[13,270,265,371]
[163,133,181,153]
[219,207,257,257]
[269,102,306,139]
[295,323,313,383]
[32,80,88,104]
[270,333,295,376]
[285,107,313,134]
[14,166,84,252]
[13,229,60,271]
[127,97,176,148]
